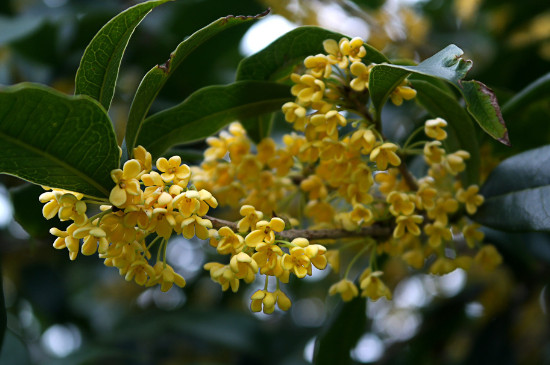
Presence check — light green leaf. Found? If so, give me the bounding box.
[368,44,509,145]
[0,83,119,198]
[236,26,388,82]
[411,79,480,185]
[74,0,171,110]
[126,10,268,156]
[135,81,292,157]
[475,145,550,232]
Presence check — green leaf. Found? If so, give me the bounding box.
[411,79,480,185]
[0,83,119,198]
[369,44,472,122]
[240,112,274,144]
[236,26,388,82]
[474,145,550,232]
[74,0,171,110]
[0,262,5,354]
[368,44,509,145]
[135,81,292,157]
[126,10,268,156]
[461,80,509,146]
[501,72,550,117]
[313,297,366,365]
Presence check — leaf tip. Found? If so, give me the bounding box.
[476,80,511,146]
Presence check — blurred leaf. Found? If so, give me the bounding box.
[0,15,42,45]
[236,26,388,82]
[501,72,550,118]
[0,262,5,354]
[126,10,267,156]
[0,330,31,365]
[313,297,366,365]
[0,83,119,198]
[136,81,292,157]
[369,44,509,145]
[240,112,274,144]
[74,0,171,110]
[9,183,63,238]
[411,79,480,184]
[475,145,550,232]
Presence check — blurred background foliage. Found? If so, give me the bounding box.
[0,0,549,364]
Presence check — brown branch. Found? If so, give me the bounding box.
[397,157,419,191]
[205,215,392,241]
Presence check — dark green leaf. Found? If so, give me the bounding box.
[475,145,550,232]
[501,72,550,118]
[0,83,119,198]
[411,79,480,185]
[313,297,367,365]
[126,10,268,156]
[74,0,171,110]
[236,26,388,82]
[461,80,509,146]
[0,262,5,355]
[135,81,292,157]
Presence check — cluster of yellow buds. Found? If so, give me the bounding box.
[205,209,327,314]
[40,146,217,292]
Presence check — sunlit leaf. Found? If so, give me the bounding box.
[0,83,119,198]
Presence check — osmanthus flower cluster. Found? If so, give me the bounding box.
[40,146,218,292]
[192,36,503,306]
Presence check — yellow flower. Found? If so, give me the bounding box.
[474,244,502,271]
[429,257,457,275]
[370,143,401,170]
[256,138,277,165]
[374,168,400,194]
[300,174,328,200]
[310,110,347,135]
[323,39,348,68]
[57,193,87,225]
[173,190,200,217]
[216,226,245,255]
[350,128,376,154]
[444,150,470,175]
[73,225,108,255]
[304,54,332,78]
[349,204,373,226]
[197,189,218,216]
[290,73,325,103]
[237,205,264,233]
[125,259,156,286]
[282,246,311,278]
[156,156,191,185]
[281,102,307,129]
[456,185,484,214]
[325,249,340,272]
[252,242,284,274]
[50,224,80,260]
[230,252,258,283]
[329,279,358,302]
[339,37,366,61]
[204,136,227,161]
[427,196,459,225]
[203,262,239,292]
[180,214,213,240]
[424,117,448,140]
[109,159,142,207]
[387,191,416,216]
[132,145,152,176]
[462,223,484,248]
[423,141,445,165]
[251,289,291,314]
[359,269,392,301]
[244,217,286,247]
[350,61,371,91]
[402,249,425,269]
[424,221,452,248]
[393,215,423,238]
[305,243,328,270]
[415,182,438,210]
[150,262,186,292]
[390,82,417,106]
